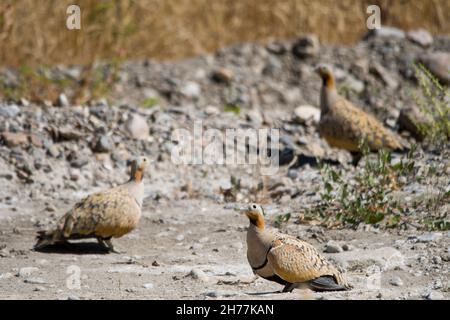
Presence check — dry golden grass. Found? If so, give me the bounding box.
[0,0,449,67]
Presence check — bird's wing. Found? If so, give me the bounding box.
[267,234,344,285]
[60,186,139,238]
[332,98,403,151]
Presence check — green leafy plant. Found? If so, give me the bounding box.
[274,213,291,228]
[413,63,450,148]
[224,103,241,115]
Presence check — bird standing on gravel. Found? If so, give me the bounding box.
[34,156,150,253]
[315,64,405,159]
[242,203,350,292]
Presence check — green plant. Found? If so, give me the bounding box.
[224,103,241,115]
[141,97,159,108]
[413,63,450,148]
[274,213,291,228]
[312,144,419,228]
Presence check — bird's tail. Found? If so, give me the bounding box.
[34,229,60,250]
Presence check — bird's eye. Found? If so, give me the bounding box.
[252,205,257,209]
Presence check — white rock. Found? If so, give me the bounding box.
[407,29,433,47]
[417,233,442,243]
[324,241,343,253]
[188,268,210,282]
[125,113,149,140]
[389,276,403,286]
[142,283,154,289]
[294,105,320,124]
[180,81,201,98]
[424,291,444,300]
[57,93,70,107]
[18,267,39,278]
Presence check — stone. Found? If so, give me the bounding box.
[47,145,61,158]
[397,106,432,141]
[342,244,354,251]
[142,283,154,289]
[389,276,403,286]
[324,241,343,253]
[0,104,20,118]
[417,233,442,243]
[364,26,405,40]
[418,52,450,85]
[180,81,201,98]
[57,93,70,107]
[1,132,28,147]
[70,158,88,168]
[125,113,149,140]
[246,109,263,127]
[407,29,433,47]
[370,62,398,89]
[93,135,113,153]
[292,34,319,58]
[424,291,444,300]
[432,256,442,264]
[293,105,320,125]
[342,74,365,93]
[266,41,287,55]
[18,267,39,278]
[211,68,233,83]
[24,277,47,285]
[188,268,210,283]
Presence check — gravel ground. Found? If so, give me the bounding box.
[0,27,449,299]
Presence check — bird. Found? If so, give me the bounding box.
[242,203,351,292]
[315,64,405,162]
[34,156,150,253]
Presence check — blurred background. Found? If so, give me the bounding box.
[1,0,449,67]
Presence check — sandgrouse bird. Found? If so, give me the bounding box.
[34,156,150,253]
[243,203,350,292]
[315,64,404,162]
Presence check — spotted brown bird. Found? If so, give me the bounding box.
[243,203,350,292]
[34,156,150,253]
[315,64,404,158]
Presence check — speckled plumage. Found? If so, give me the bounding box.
[316,64,404,153]
[34,156,149,252]
[244,204,350,292]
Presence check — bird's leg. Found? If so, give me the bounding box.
[97,237,110,251]
[104,238,121,254]
[282,283,296,293]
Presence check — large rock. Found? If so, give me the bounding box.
[407,29,433,47]
[0,104,20,118]
[293,105,320,125]
[1,132,28,147]
[292,34,319,58]
[125,113,149,140]
[397,105,432,141]
[418,52,450,85]
[364,26,405,40]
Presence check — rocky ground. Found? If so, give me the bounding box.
[0,27,449,299]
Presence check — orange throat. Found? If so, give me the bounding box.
[133,169,144,182]
[324,74,335,89]
[250,215,265,230]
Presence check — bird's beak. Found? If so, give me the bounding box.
[238,206,248,214]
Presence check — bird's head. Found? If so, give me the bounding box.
[314,64,335,88]
[130,156,150,182]
[241,203,266,229]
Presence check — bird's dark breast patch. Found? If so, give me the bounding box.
[263,275,290,286]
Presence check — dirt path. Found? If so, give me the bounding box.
[0,198,448,300]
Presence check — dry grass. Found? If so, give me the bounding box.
[0,0,449,67]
